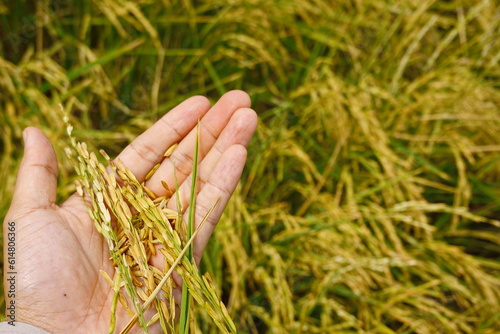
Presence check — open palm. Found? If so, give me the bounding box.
[3,91,257,333]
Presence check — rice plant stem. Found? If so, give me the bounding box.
[179,123,199,334]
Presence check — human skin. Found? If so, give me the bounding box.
[2,90,258,333]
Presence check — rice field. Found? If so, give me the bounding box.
[1,0,500,333]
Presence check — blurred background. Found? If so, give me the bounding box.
[1,0,499,333]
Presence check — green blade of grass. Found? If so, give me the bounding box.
[179,123,199,334]
[38,38,145,93]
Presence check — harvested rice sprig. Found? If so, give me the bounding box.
[64,114,237,333]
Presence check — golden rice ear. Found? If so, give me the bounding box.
[65,116,236,334]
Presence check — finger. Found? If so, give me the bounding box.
[157,107,257,208]
[115,95,211,181]
[168,144,248,264]
[146,90,251,195]
[10,127,58,209]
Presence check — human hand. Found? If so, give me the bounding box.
[2,91,257,333]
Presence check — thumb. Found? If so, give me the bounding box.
[11,127,58,210]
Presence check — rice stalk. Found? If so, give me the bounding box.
[179,123,199,334]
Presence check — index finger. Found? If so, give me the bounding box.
[115,96,211,181]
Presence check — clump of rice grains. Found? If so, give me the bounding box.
[63,114,237,334]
